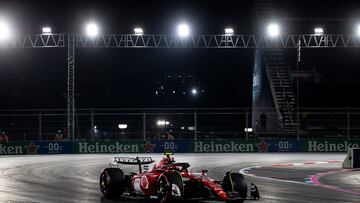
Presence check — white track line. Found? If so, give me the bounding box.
[239,160,342,186]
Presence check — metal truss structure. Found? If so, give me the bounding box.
[1,34,65,48]
[2,33,360,140]
[67,34,76,141]
[3,34,360,49]
[76,34,360,48]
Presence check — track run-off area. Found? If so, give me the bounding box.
[0,153,359,203]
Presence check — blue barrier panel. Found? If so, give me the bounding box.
[267,140,302,152]
[34,141,73,154]
[148,140,192,153]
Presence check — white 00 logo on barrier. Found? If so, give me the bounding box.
[164,142,175,150]
[278,141,289,149]
[48,143,62,151]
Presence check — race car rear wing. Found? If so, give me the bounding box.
[114,157,154,165]
[110,157,154,172]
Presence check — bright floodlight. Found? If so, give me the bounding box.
[191,88,197,95]
[134,27,143,35]
[314,27,324,35]
[42,27,52,35]
[157,120,165,126]
[157,120,169,126]
[357,25,360,36]
[86,22,99,37]
[267,23,279,37]
[225,28,234,36]
[0,20,10,40]
[118,124,128,129]
[178,23,190,37]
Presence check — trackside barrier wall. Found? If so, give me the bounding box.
[0,139,360,155]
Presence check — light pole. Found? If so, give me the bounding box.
[296,39,301,140]
[191,88,198,140]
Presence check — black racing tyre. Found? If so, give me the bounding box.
[222,172,247,203]
[231,173,247,198]
[99,168,126,199]
[157,172,183,203]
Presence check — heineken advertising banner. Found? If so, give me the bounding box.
[0,141,75,155]
[76,141,143,153]
[192,140,300,153]
[0,142,27,155]
[303,140,360,152]
[1,139,360,155]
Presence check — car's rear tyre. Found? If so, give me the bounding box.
[157,172,183,203]
[99,168,126,199]
[222,172,247,203]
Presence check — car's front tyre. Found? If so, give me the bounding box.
[222,171,247,203]
[100,168,126,199]
[157,172,183,203]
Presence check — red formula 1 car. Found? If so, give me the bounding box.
[100,153,260,203]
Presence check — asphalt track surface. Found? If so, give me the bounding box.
[0,153,359,203]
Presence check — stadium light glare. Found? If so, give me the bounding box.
[357,25,360,36]
[118,124,128,129]
[42,27,52,35]
[86,22,99,37]
[314,27,324,36]
[0,20,10,40]
[225,28,234,36]
[191,88,198,95]
[267,23,279,37]
[157,120,170,126]
[134,27,144,35]
[178,23,190,37]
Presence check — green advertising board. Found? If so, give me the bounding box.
[192,140,258,152]
[303,140,360,152]
[0,142,30,155]
[75,140,144,153]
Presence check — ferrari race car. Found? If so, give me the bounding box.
[99,153,260,202]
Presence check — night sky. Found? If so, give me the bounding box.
[1,0,360,109]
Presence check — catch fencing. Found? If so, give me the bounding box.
[0,108,360,141]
